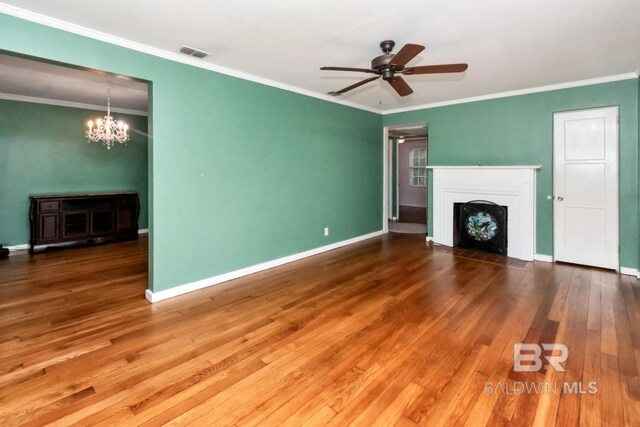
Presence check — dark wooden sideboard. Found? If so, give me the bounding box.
[29,191,140,254]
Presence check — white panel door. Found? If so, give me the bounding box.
[553,107,618,270]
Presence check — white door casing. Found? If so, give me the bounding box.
[388,138,394,219]
[553,107,619,270]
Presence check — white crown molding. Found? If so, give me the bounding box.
[382,73,639,115]
[0,3,380,115]
[145,229,387,303]
[0,92,148,116]
[1,4,636,117]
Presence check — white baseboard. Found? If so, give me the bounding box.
[6,228,149,254]
[533,256,638,278]
[6,244,29,254]
[145,229,388,303]
[426,236,434,243]
[534,254,640,279]
[619,267,639,278]
[534,254,553,263]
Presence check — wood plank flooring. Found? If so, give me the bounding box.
[398,206,427,224]
[0,234,639,426]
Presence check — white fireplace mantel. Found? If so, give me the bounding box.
[430,165,540,261]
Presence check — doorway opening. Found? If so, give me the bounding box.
[386,124,428,234]
[0,50,152,287]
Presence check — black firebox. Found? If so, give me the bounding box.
[454,200,508,255]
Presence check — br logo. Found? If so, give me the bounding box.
[514,343,568,372]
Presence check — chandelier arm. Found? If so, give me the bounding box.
[85,87,130,149]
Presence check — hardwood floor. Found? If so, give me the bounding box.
[0,234,639,426]
[398,205,427,224]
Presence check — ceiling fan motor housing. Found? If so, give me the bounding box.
[372,54,403,80]
[320,39,468,97]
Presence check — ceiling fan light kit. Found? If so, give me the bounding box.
[321,40,468,97]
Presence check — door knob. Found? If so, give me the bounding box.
[557,196,564,201]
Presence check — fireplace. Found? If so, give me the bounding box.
[428,165,540,261]
[454,201,508,255]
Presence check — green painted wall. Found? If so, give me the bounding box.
[0,99,148,245]
[0,13,383,292]
[2,12,637,288]
[384,79,639,269]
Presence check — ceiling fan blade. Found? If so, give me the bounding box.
[388,76,413,97]
[320,66,376,73]
[328,76,380,95]
[389,44,425,67]
[403,63,469,75]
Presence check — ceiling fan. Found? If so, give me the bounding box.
[320,40,468,97]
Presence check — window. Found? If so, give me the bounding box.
[410,147,427,187]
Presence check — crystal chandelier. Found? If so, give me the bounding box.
[86,88,129,149]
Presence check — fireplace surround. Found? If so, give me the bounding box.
[427,165,541,261]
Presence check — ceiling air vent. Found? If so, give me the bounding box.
[178,46,210,59]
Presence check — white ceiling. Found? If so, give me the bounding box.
[389,125,428,139]
[0,53,148,113]
[1,0,639,112]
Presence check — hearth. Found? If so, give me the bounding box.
[454,200,508,255]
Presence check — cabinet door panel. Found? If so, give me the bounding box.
[91,209,115,235]
[39,214,60,242]
[118,209,134,232]
[62,211,89,238]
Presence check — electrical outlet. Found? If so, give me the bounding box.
[324,227,329,236]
